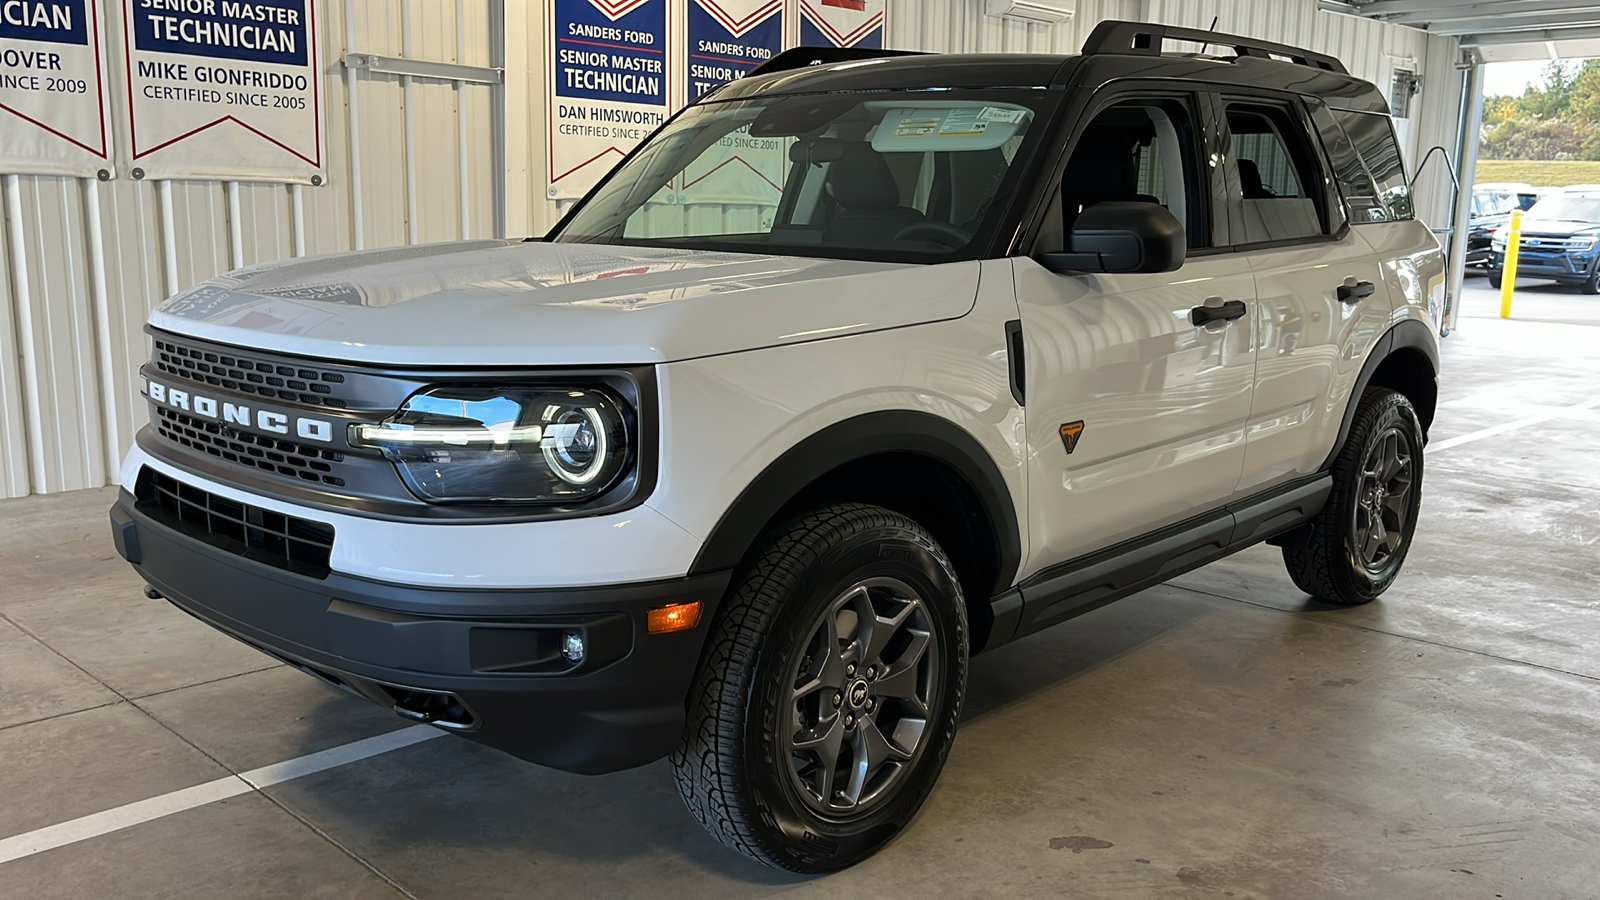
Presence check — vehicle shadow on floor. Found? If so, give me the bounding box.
[960,585,1220,725]
[242,587,1241,888]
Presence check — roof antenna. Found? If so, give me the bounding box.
[1199,16,1219,56]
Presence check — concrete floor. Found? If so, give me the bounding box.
[1,279,1597,899]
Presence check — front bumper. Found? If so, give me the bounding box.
[110,489,730,774]
[1489,248,1600,282]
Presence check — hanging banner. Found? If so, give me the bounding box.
[0,0,113,176]
[548,0,669,200]
[798,0,884,50]
[686,0,781,101]
[121,0,323,183]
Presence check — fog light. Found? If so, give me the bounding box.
[561,632,585,662]
[648,601,702,634]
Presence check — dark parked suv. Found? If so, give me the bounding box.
[1488,193,1600,292]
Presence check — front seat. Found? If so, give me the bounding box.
[824,143,924,245]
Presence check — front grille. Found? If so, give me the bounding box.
[153,337,348,408]
[135,467,335,577]
[154,407,347,487]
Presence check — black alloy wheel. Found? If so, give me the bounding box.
[783,577,939,816]
[1283,387,1424,605]
[673,504,967,873]
[1349,425,1416,575]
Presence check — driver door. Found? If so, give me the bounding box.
[1016,91,1258,580]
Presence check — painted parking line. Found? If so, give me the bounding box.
[0,725,443,866]
[1429,396,1600,453]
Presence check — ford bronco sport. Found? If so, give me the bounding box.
[110,21,1443,872]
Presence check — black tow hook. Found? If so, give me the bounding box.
[143,585,163,600]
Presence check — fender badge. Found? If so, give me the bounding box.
[1059,421,1085,454]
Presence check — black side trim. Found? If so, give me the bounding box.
[688,411,1022,596]
[1321,319,1439,470]
[987,473,1331,649]
[1229,476,1333,548]
[1005,319,1026,406]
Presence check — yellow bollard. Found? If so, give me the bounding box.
[1499,209,1522,319]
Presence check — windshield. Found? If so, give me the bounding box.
[1472,191,1516,218]
[1527,195,1600,223]
[550,91,1054,262]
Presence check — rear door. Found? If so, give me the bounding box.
[1223,94,1395,495]
[1015,90,1257,576]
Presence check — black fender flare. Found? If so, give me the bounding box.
[687,410,1023,597]
[1322,318,1440,470]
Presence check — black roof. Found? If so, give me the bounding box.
[706,20,1388,114]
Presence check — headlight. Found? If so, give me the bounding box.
[349,386,631,503]
[1566,237,1597,251]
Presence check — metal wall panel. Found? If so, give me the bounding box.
[890,0,1143,54]
[0,0,503,498]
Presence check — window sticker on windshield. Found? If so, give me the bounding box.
[938,109,989,136]
[979,107,1028,124]
[893,116,944,137]
[872,105,1029,152]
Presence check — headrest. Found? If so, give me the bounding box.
[1062,129,1136,209]
[1238,158,1272,199]
[825,143,902,211]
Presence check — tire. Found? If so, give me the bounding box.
[1582,268,1600,295]
[1487,271,1503,290]
[672,503,968,873]
[1282,387,1424,605]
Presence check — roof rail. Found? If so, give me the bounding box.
[1081,20,1348,75]
[746,46,927,78]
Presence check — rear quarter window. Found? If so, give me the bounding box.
[1333,109,1412,222]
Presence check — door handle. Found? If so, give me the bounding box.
[1337,278,1376,303]
[1190,298,1248,326]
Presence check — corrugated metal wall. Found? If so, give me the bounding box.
[1,0,1462,500]
[0,0,502,499]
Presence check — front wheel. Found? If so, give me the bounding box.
[672,504,968,873]
[1282,387,1424,605]
[1581,267,1600,295]
[1487,271,1503,290]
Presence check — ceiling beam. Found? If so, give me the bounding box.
[1427,9,1600,35]
[1462,23,1600,45]
[1352,0,1600,25]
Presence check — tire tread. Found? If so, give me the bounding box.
[1283,386,1421,605]
[671,503,964,872]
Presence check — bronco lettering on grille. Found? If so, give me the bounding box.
[146,380,334,443]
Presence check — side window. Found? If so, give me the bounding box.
[1225,101,1328,244]
[1308,97,1384,224]
[1334,109,1413,221]
[1058,97,1209,249]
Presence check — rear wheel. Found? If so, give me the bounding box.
[672,504,967,873]
[1283,388,1424,605]
[1487,271,1503,290]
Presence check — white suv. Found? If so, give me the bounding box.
[111,22,1442,872]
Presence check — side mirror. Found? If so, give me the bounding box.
[1038,201,1186,274]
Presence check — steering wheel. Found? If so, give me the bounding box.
[894,221,971,248]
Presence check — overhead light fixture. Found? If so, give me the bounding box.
[984,0,1074,25]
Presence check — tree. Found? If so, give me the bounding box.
[1478,60,1600,161]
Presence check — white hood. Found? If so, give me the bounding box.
[149,241,980,366]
